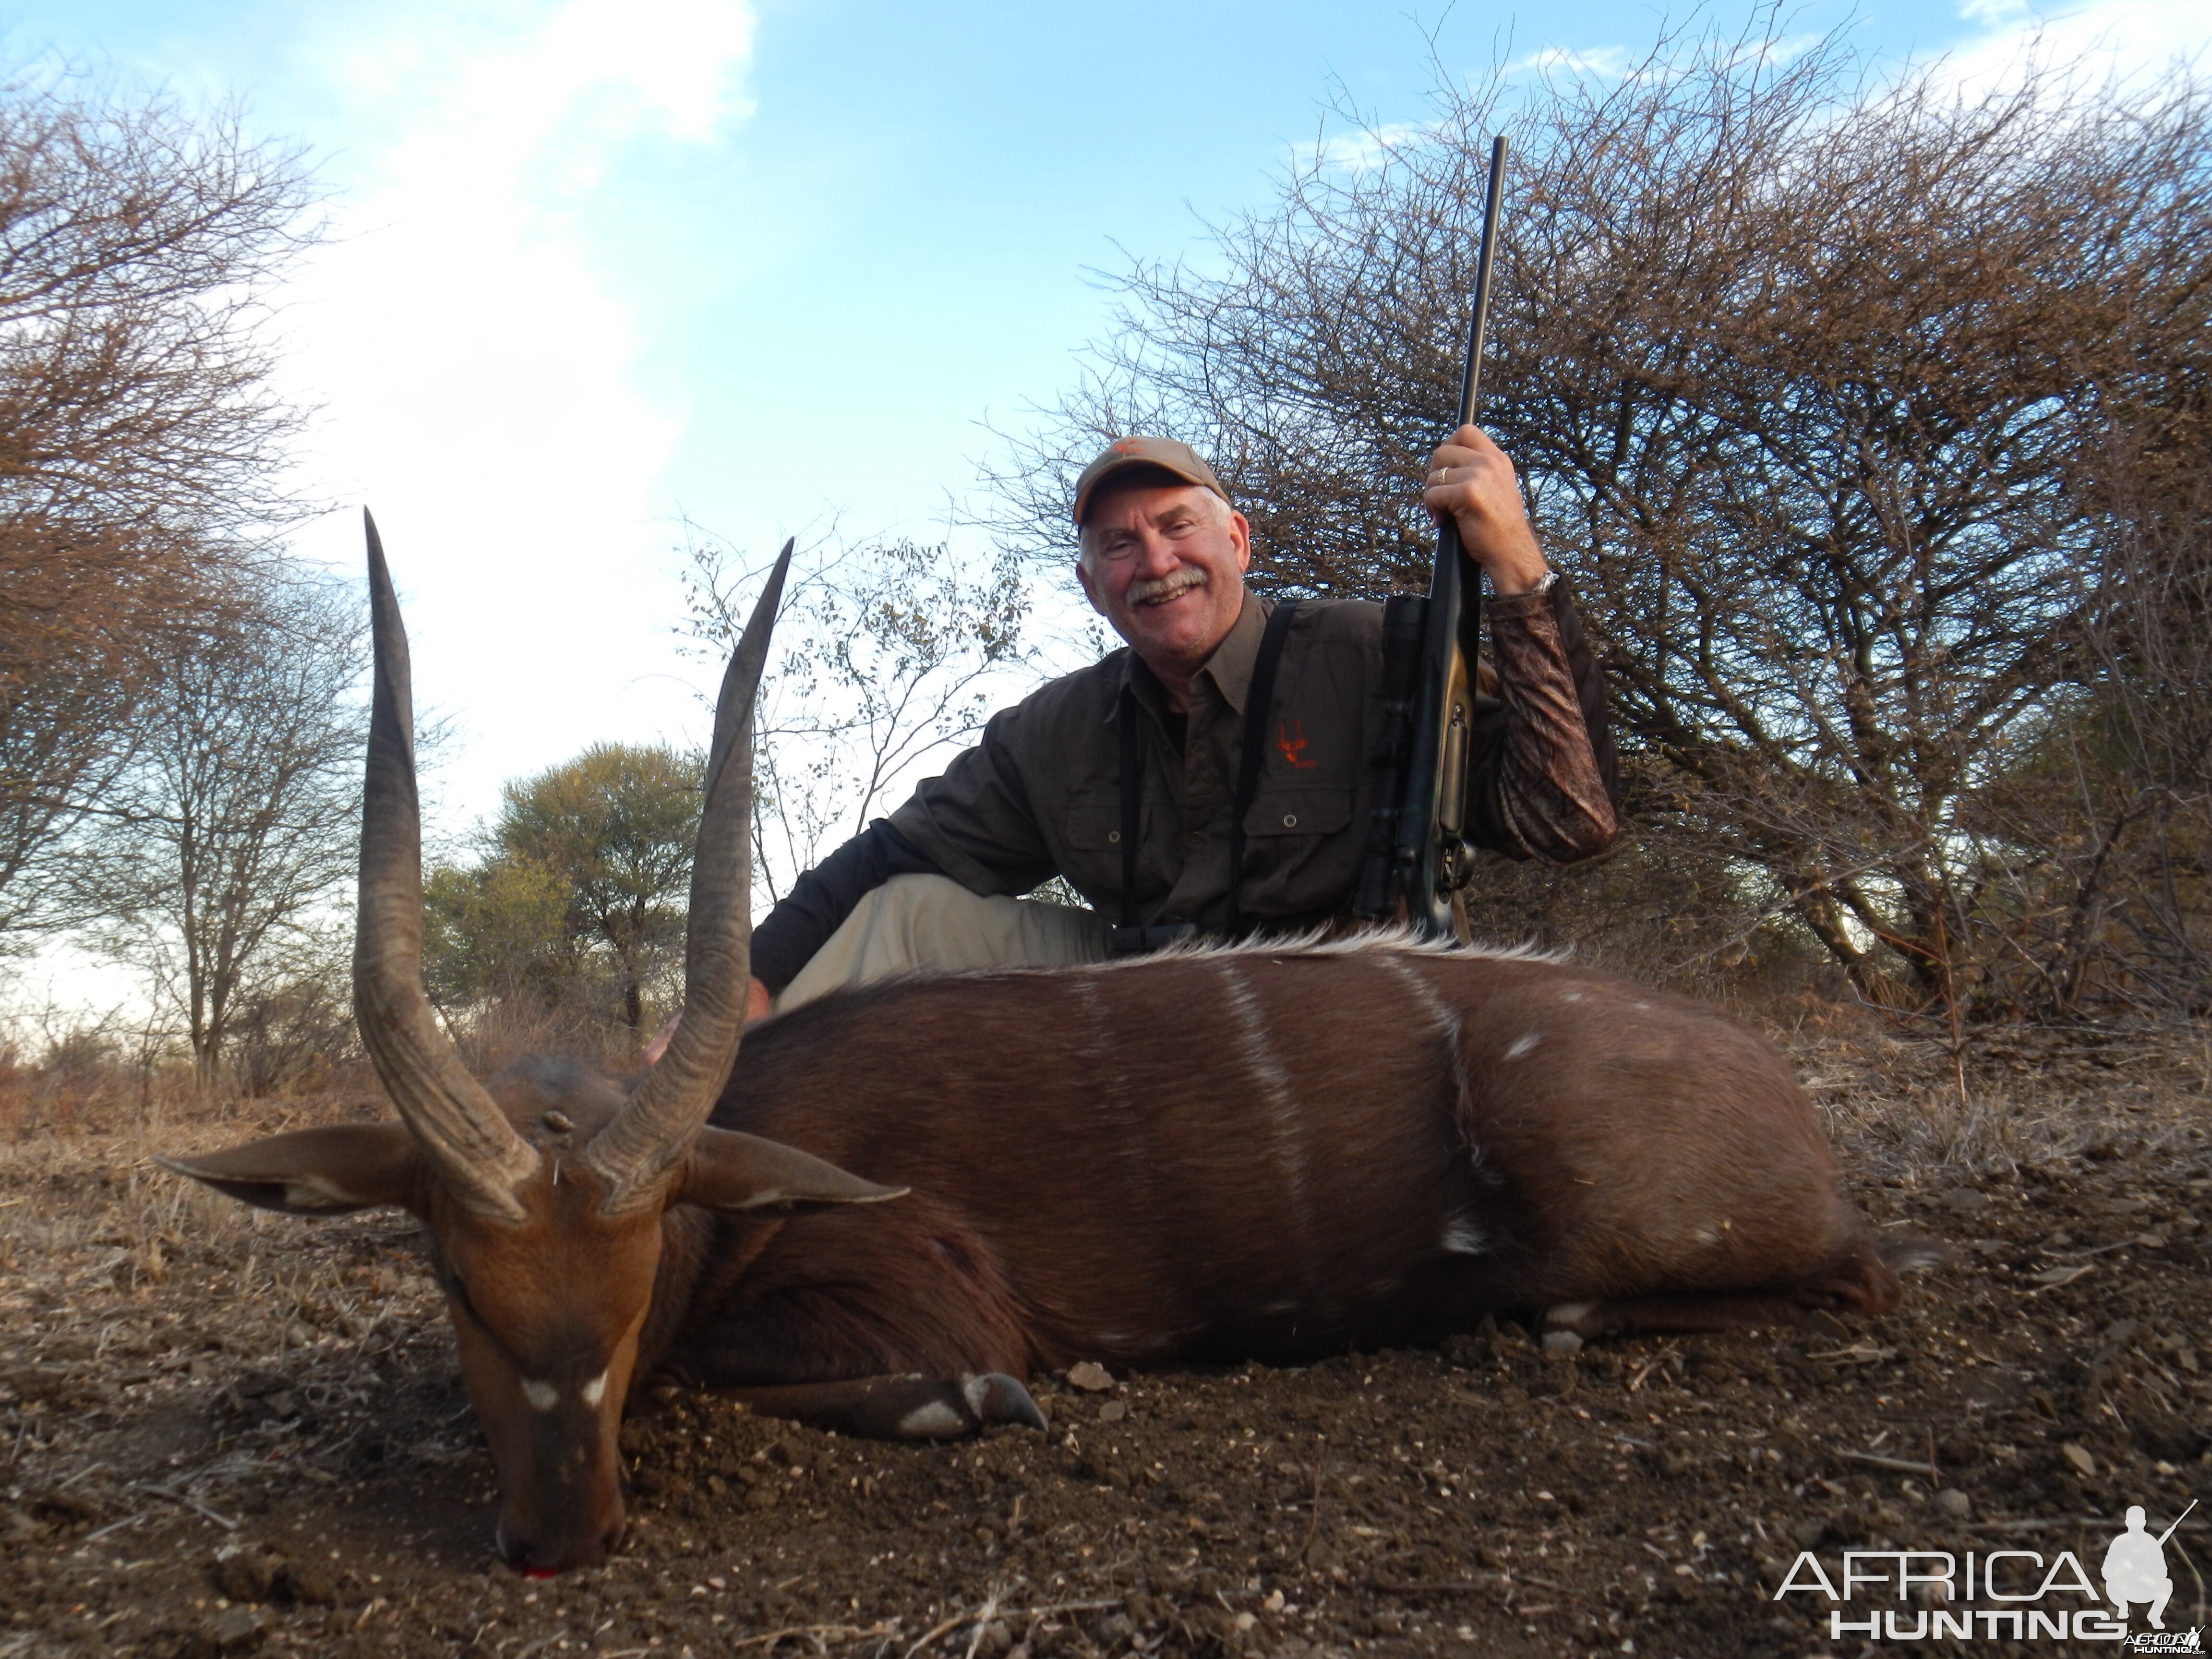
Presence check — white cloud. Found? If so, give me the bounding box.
[275,0,756,826]
[1311,121,1431,171]
[1943,0,2209,90]
[1509,45,1635,80]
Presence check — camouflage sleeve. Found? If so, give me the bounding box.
[1480,582,1619,864]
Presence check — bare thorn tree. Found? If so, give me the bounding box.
[77,577,364,1088]
[0,70,317,948]
[681,529,1036,906]
[987,15,2212,1021]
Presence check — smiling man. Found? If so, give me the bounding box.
[731,433,1617,1020]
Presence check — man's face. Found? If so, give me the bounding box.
[1076,482,1251,679]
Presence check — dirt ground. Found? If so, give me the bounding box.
[1,1021,2207,1659]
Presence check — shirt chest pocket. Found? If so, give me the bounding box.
[1063,791,1165,911]
[1067,793,1137,851]
[1242,786,1353,840]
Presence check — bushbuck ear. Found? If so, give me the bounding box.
[157,1124,424,1216]
[678,1127,907,1214]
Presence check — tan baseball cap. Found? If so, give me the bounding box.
[1070,436,1230,524]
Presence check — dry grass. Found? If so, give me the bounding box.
[1782,1014,2212,1183]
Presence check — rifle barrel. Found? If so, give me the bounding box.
[1457,134,1509,427]
[1383,132,1511,933]
[2155,1498,2198,1547]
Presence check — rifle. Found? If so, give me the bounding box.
[1353,133,1509,935]
[2155,1499,2199,1547]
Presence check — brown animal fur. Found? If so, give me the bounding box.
[635,941,1900,1390]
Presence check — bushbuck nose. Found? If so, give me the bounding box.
[495,1511,625,1575]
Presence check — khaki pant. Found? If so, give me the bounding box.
[774,874,1111,1014]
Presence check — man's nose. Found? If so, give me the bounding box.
[1125,530,1178,576]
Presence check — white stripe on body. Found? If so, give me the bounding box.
[1383,955,1489,1182]
[1214,960,1322,1311]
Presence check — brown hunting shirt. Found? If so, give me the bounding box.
[883,583,1617,935]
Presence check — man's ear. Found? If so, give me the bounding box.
[1074,552,1104,615]
[157,1123,424,1216]
[677,1126,907,1214]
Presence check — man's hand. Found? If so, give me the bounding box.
[639,978,775,1068]
[1422,425,1549,595]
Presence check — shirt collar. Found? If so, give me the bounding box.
[1195,590,1266,718]
[1103,589,1266,722]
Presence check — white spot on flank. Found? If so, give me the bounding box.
[1442,1217,1490,1256]
[1545,1302,1595,1329]
[521,1378,558,1411]
[1505,1031,1541,1060]
[580,1370,608,1408]
[896,1401,966,1439]
[1561,989,1584,1003]
[1263,1299,1298,1315]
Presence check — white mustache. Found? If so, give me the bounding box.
[1128,568,1207,607]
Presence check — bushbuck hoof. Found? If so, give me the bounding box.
[883,1372,1048,1438]
[963,1371,1048,1433]
[713,1372,1048,1440]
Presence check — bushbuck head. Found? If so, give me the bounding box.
[161,515,899,1572]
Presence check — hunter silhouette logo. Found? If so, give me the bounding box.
[2107,1502,2191,1632]
[1275,719,1318,769]
[1775,1495,2202,1645]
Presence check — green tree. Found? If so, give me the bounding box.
[431,744,700,1034]
[421,857,575,1010]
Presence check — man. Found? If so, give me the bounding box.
[738,428,1617,1021]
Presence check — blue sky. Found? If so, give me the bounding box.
[4,0,2202,842]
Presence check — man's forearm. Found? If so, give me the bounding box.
[1484,581,1618,863]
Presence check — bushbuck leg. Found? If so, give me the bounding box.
[1543,1237,1921,1339]
[640,1175,1049,1440]
[699,1376,1047,1439]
